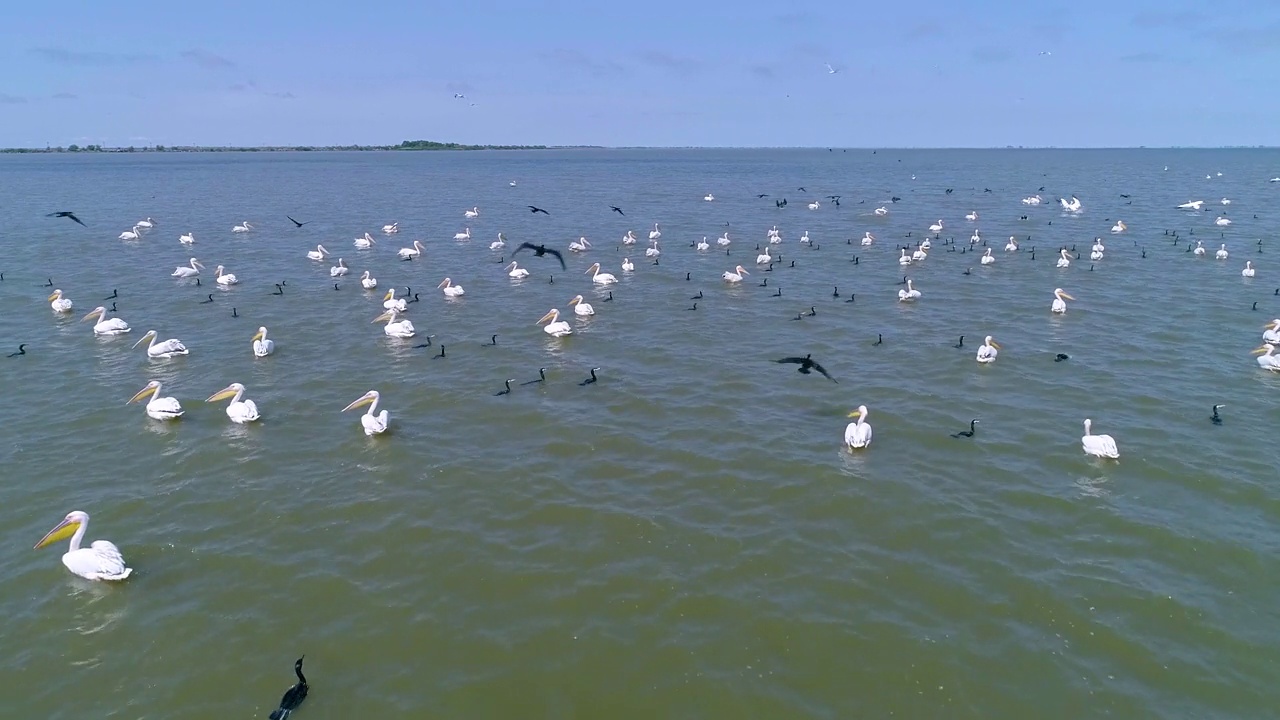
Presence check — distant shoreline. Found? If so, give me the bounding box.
[0,140,562,154]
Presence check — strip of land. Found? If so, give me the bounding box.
[0,140,552,154]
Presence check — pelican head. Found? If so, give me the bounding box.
[383,289,395,301]
[735,265,749,275]
[1252,344,1275,355]
[252,326,268,341]
[132,329,160,348]
[847,405,868,419]
[48,289,63,301]
[316,244,329,256]
[1054,288,1074,300]
[1266,318,1280,328]
[188,258,204,269]
[538,309,561,325]
[34,510,89,550]
[437,278,453,289]
[243,222,253,229]
[342,390,380,413]
[206,383,246,402]
[127,380,163,405]
[569,295,585,305]
[506,261,518,271]
[586,262,602,274]
[80,306,107,322]
[985,335,1000,349]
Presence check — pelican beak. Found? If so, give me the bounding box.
[206,386,237,402]
[569,296,579,305]
[1062,293,1075,300]
[991,341,1001,349]
[127,385,157,404]
[46,291,59,301]
[80,309,102,322]
[251,330,264,341]
[342,393,374,412]
[194,261,205,269]
[131,332,151,348]
[383,290,393,300]
[1252,346,1269,355]
[538,310,555,324]
[437,280,448,289]
[34,517,81,550]
[372,312,392,323]
[847,410,862,418]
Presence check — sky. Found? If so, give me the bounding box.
[1,0,1278,148]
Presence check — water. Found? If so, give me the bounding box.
[1,148,1278,718]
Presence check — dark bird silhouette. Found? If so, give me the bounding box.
[495,379,515,396]
[232,307,238,318]
[804,306,816,317]
[691,291,703,299]
[687,302,698,311]
[1252,301,1258,311]
[521,368,547,385]
[602,291,613,302]
[845,293,855,303]
[412,335,437,349]
[1054,353,1070,362]
[955,336,964,349]
[286,216,311,228]
[964,268,972,276]
[610,206,625,216]
[104,289,118,300]
[797,186,807,192]
[833,286,839,297]
[408,293,421,304]
[512,242,566,269]
[775,354,837,382]
[484,334,498,346]
[334,283,341,291]
[685,272,691,281]
[757,193,768,198]
[109,302,117,313]
[579,367,601,385]
[195,278,202,287]
[268,657,309,720]
[951,419,980,438]
[527,205,550,215]
[874,334,883,346]
[44,278,54,287]
[47,211,87,226]
[8,344,26,357]
[1211,404,1224,425]
[272,284,284,296]
[200,293,214,304]
[434,345,446,359]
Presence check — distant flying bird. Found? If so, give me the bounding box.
[757,194,768,198]
[1038,51,1052,56]
[825,63,839,74]
[286,215,311,227]
[610,205,625,216]
[527,205,549,215]
[453,93,466,99]
[774,353,837,382]
[512,242,567,269]
[46,211,86,226]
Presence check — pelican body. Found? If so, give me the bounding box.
[252,326,275,357]
[1081,418,1119,458]
[382,289,407,312]
[331,258,349,277]
[81,306,131,335]
[214,265,239,285]
[172,258,203,278]
[1254,344,1280,371]
[569,295,594,316]
[506,261,530,279]
[134,329,189,358]
[343,390,389,435]
[587,262,617,284]
[207,383,260,423]
[976,335,1000,363]
[398,240,425,259]
[845,406,873,450]
[538,309,572,336]
[34,511,131,581]
[48,289,73,313]
[723,265,749,283]
[1263,320,1280,344]
[898,279,920,301]
[307,244,330,261]
[128,380,183,420]
[374,310,415,337]
[361,270,378,289]
[1051,288,1073,314]
[438,278,465,297]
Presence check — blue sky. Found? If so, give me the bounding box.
[1,0,1277,148]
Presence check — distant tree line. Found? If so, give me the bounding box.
[1,140,548,154]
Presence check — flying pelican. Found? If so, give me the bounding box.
[756,246,772,264]
[1215,216,1232,227]
[899,249,912,266]
[1253,344,1280,371]
[649,223,662,240]
[621,258,635,272]
[1193,240,1206,256]
[133,330,189,358]
[569,236,592,252]
[119,225,142,240]
[382,222,399,234]
[330,258,349,277]
[1242,261,1256,278]
[1215,244,1229,260]
[976,335,1000,363]
[232,221,253,233]
[128,380,183,420]
[354,232,375,249]
[587,262,617,284]
[696,236,710,251]
[898,278,921,301]
[307,244,329,261]
[844,406,873,450]
[538,308,573,336]
[1262,319,1280,344]
[382,289,408,312]
[645,240,661,258]
[1004,236,1018,252]
[861,232,875,246]
[1111,220,1126,233]
[1081,418,1119,458]
[360,270,378,289]
[1051,288,1073,313]
[214,265,238,285]
[1056,248,1071,268]
[568,294,594,316]
[981,248,995,265]
[373,309,415,337]
[81,306,130,335]
[722,265,749,283]
[1177,200,1204,210]
[965,211,978,221]
[33,510,131,581]
[342,390,390,435]
[464,206,480,219]
[252,326,275,357]
[506,261,530,279]
[179,232,195,245]
[398,240,425,259]
[172,258,203,277]
[453,228,471,241]
[206,383,260,423]
[48,289,73,313]
[490,232,507,250]
[438,277,465,297]
[136,217,154,228]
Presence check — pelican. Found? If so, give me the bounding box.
[133,330,189,358]
[48,289,73,313]
[1059,196,1081,212]
[645,240,661,258]
[1081,418,1119,459]
[136,217,154,228]
[976,335,1000,363]
[307,244,329,261]
[1004,236,1018,252]
[1253,344,1280,371]
[354,232,376,249]
[1262,319,1280,343]
[81,306,130,335]
[1215,216,1232,227]
[490,232,507,250]
[898,249,912,266]
[342,390,390,435]
[128,380,183,420]
[398,240,425,259]
[622,258,635,272]
[622,230,638,245]
[756,246,772,264]
[330,258,349,277]
[453,227,471,241]
[1021,195,1042,205]
[844,406,873,450]
[1243,261,1256,278]
[965,211,978,221]
[929,219,943,233]
[587,262,617,284]
[464,206,480,219]
[1215,244,1229,260]
[360,270,378,289]
[981,248,995,265]
[807,200,821,210]
[649,223,662,240]
[119,225,142,240]
[1177,200,1204,210]
[1111,220,1126,233]
[438,277,465,297]
[722,265,748,283]
[912,246,928,261]
[506,261,530,279]
[874,206,889,215]
[897,278,921,301]
[382,289,407,312]
[179,232,195,245]
[1092,238,1105,253]
[569,236,592,252]
[232,221,253,233]
[569,294,594,316]
[382,222,399,234]
[33,511,131,581]
[1090,248,1103,261]
[968,231,980,244]
[252,326,275,357]
[538,308,573,336]
[206,383,260,423]
[696,236,710,251]
[704,193,715,201]
[215,265,238,285]
[172,258,203,277]
[1051,288,1073,313]
[1193,240,1206,256]
[861,232,875,246]
[373,309,415,338]
[1056,248,1071,268]
[1221,197,1232,205]
[716,232,731,247]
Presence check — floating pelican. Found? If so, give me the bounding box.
[1090,248,1103,261]
[1081,418,1119,458]
[119,225,142,240]
[179,232,195,245]
[1221,197,1232,205]
[128,380,183,420]
[33,511,131,581]
[382,222,399,234]
[981,248,995,265]
[861,232,875,246]
[342,390,390,435]
[360,270,378,289]
[506,261,530,279]
[48,289,73,313]
[569,294,594,316]
[704,193,715,201]
[206,383,260,423]
[398,240,425,259]
[453,227,471,241]
[330,258,349,277]
[649,223,662,240]
[438,277,465,297]
[490,232,507,250]
[716,232,731,247]
[696,236,710,251]
[1215,244,1229,260]
[307,244,330,261]
[1242,261,1256,278]
[1004,236,1018,252]
[1263,319,1280,344]
[1193,240,1206,256]
[1177,200,1205,210]
[844,406,873,450]
[215,265,238,285]
[1056,248,1071,268]
[976,335,1000,363]
[756,246,772,264]
[912,246,928,261]
[136,217,154,228]
[569,236,592,252]
[464,206,480,219]
[1092,238,1105,253]
[1111,220,1126,233]
[965,211,978,221]
[172,258,203,277]
[929,219,943,233]
[1253,344,1280,371]
[899,249,912,266]
[622,230,638,245]
[232,220,253,233]
[645,240,661,257]
[538,308,573,336]
[621,258,635,272]
[587,262,617,284]
[354,232,375,249]
[373,310,415,338]
[874,206,889,215]
[1215,216,1232,227]
[808,200,821,210]
[382,289,407,312]
[81,306,130,335]
[1051,288,1073,313]
[722,265,749,283]
[800,231,811,244]
[252,326,275,357]
[898,278,920,301]
[133,330,189,358]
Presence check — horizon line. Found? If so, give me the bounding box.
[3,144,1279,153]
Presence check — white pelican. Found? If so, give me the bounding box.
[134,330,189,358]
[232,220,253,233]
[538,308,573,336]
[128,380,183,420]
[928,219,943,233]
[704,193,714,201]
[307,244,329,261]
[172,257,203,278]
[844,406,872,450]
[1059,196,1081,212]
[136,217,154,228]
[453,227,471,241]
[968,230,980,244]
[179,232,195,245]
[649,223,662,240]
[1215,244,1229,260]
[898,249,912,266]
[569,294,594,316]
[981,248,995,265]
[382,289,407,312]
[342,390,390,435]
[398,240,425,260]
[1215,216,1232,226]
[373,309,415,338]
[799,231,811,245]
[382,222,399,234]
[1081,418,1119,459]
[1004,236,1018,252]
[569,236,592,252]
[464,206,480,218]
[1092,238,1105,253]
[1193,241,1206,256]
[861,232,875,246]
[215,265,238,285]
[1051,288,1073,313]
[1022,195,1042,205]
[622,230,638,245]
[1178,200,1205,210]
[587,262,617,284]
[716,232,731,247]
[207,383,260,423]
[622,258,635,272]
[438,277,465,297]
[252,326,275,357]
[48,289,73,313]
[1056,248,1071,268]
[1243,262,1257,278]
[119,225,142,240]
[1090,248,1103,261]
[1253,344,1280,371]
[756,246,772,264]
[490,232,507,250]
[645,240,661,258]
[965,211,978,221]
[696,236,710,251]
[1221,197,1232,205]
[81,306,130,335]
[33,510,131,581]
[898,278,920,301]
[1261,319,1280,344]
[722,265,748,283]
[354,232,375,249]
[874,206,889,215]
[1111,220,1126,233]
[506,261,530,279]
[360,270,378,289]
[912,246,928,261]
[976,335,1000,363]
[330,258,349,277]
[807,200,821,210]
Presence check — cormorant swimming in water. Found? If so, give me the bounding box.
[484,334,498,346]
[268,657,309,720]
[951,419,979,438]
[495,379,514,396]
[1054,353,1070,362]
[774,354,837,382]
[521,368,547,385]
[580,368,601,385]
[955,336,964,348]
[8,344,26,357]
[200,293,215,304]
[1211,404,1224,425]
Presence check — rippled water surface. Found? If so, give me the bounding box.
[1,148,1278,718]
